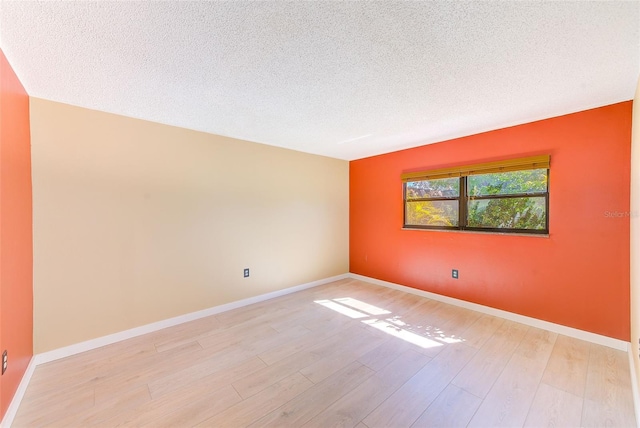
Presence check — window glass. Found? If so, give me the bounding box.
[405,200,459,227]
[467,196,547,230]
[467,169,547,197]
[403,164,549,234]
[405,178,459,200]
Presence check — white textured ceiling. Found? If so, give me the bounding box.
[1,1,639,160]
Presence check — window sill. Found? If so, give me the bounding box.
[401,228,550,238]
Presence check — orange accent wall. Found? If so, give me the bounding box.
[0,49,33,420]
[350,102,632,341]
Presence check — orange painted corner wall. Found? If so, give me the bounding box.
[0,49,33,421]
[350,102,632,341]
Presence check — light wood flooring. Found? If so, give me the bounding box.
[13,279,637,427]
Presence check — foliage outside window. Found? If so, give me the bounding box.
[403,156,549,234]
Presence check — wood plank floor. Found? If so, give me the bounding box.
[12,279,637,427]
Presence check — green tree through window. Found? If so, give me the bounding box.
[405,178,459,227]
[404,168,548,234]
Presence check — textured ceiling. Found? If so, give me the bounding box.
[1,1,639,160]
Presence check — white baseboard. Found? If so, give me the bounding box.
[35,273,348,365]
[2,272,631,427]
[1,273,347,427]
[0,357,36,428]
[349,273,629,352]
[629,348,640,427]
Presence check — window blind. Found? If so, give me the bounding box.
[400,155,550,183]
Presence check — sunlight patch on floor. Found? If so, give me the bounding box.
[314,300,368,319]
[362,319,443,349]
[314,297,465,348]
[333,297,391,316]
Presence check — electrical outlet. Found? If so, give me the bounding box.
[452,269,459,279]
[244,268,250,278]
[2,350,7,375]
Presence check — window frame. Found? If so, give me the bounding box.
[403,181,461,231]
[402,159,549,235]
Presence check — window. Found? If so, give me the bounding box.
[402,155,549,234]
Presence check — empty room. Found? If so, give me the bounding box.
[1,1,640,427]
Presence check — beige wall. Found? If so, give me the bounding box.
[632,75,640,398]
[30,98,349,353]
